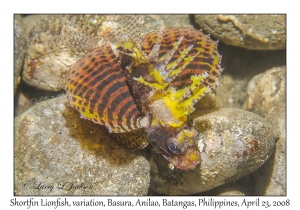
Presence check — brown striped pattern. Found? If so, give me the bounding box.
[65,43,143,133]
[142,27,223,90]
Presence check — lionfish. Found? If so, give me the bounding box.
[65,26,223,170]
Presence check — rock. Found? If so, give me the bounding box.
[194,14,286,50]
[14,96,150,195]
[244,66,286,120]
[244,66,286,195]
[149,108,277,195]
[160,14,191,27]
[23,50,79,91]
[14,15,26,94]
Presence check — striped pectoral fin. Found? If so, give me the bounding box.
[65,42,146,133]
[66,73,144,133]
[69,93,148,149]
[67,94,143,134]
[108,107,144,133]
[109,109,149,150]
[67,94,100,122]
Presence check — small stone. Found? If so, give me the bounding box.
[14,96,150,195]
[149,108,277,195]
[194,14,286,50]
[23,50,79,91]
[14,15,26,94]
[244,66,286,120]
[244,66,286,195]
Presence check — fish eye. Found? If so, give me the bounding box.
[167,142,182,155]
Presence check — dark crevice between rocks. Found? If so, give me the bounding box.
[14,80,65,117]
[253,147,276,195]
[189,14,200,30]
[218,43,286,79]
[193,172,257,196]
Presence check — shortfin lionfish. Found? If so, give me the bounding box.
[64,15,223,170]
